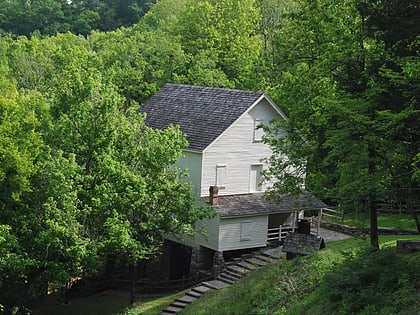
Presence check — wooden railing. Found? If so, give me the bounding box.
[377,202,420,214]
[68,271,213,297]
[320,207,344,223]
[133,272,213,295]
[267,225,295,243]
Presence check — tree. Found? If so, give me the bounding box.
[43,33,213,304]
[0,49,44,313]
[0,0,70,37]
[175,0,261,88]
[1,30,213,309]
[0,43,89,312]
[263,0,419,249]
[359,0,420,233]
[0,0,156,37]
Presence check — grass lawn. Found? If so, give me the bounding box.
[324,234,420,252]
[31,290,187,315]
[329,213,418,230]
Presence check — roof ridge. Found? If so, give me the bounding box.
[163,83,264,96]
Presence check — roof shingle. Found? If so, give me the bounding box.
[139,84,264,151]
[208,191,327,218]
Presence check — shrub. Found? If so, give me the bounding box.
[321,248,420,314]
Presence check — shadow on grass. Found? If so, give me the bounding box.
[31,291,130,315]
[31,289,188,315]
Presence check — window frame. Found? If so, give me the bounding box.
[250,164,264,192]
[216,163,227,189]
[253,118,265,142]
[240,220,252,241]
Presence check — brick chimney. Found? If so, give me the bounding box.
[209,186,219,206]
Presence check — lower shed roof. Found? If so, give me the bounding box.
[207,191,327,218]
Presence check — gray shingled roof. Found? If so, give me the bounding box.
[139,84,264,151]
[209,191,327,218]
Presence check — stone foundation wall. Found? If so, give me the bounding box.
[212,251,225,278]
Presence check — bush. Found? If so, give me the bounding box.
[321,248,420,315]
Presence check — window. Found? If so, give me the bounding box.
[250,164,264,192]
[216,164,227,188]
[253,119,265,142]
[241,221,252,241]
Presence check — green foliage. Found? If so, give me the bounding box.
[0,24,215,311]
[262,0,420,248]
[0,0,157,37]
[262,119,312,199]
[175,0,262,88]
[1,0,418,311]
[181,250,337,315]
[0,48,91,312]
[181,237,420,315]
[321,248,420,315]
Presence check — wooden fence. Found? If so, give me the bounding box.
[319,207,344,223]
[267,225,295,243]
[377,202,420,214]
[68,271,213,297]
[132,272,212,295]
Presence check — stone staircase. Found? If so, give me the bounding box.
[160,247,284,315]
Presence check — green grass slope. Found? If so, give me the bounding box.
[180,236,420,315]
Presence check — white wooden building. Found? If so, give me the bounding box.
[140,84,325,277]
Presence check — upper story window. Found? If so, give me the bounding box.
[253,118,265,142]
[250,164,264,192]
[216,163,227,188]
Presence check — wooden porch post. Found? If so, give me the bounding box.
[279,225,282,241]
[317,208,323,237]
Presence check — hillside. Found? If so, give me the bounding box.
[179,236,420,315]
[1,0,419,312]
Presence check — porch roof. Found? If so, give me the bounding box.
[209,191,327,218]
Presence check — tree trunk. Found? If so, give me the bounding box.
[368,144,379,250]
[369,194,379,250]
[129,262,136,305]
[413,210,420,233]
[64,281,70,305]
[411,209,420,233]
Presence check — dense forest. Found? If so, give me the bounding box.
[0,0,156,36]
[0,0,419,313]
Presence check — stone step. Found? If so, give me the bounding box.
[217,274,236,285]
[223,271,242,281]
[191,285,212,295]
[237,261,257,270]
[224,269,242,279]
[226,264,249,276]
[170,301,189,308]
[161,247,284,315]
[186,290,202,298]
[202,279,231,290]
[162,305,183,314]
[254,254,273,263]
[245,257,267,267]
[175,294,197,304]
[241,253,254,259]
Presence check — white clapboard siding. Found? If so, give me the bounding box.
[200,99,284,196]
[218,215,268,251]
[164,215,221,251]
[195,215,221,251]
[176,150,203,197]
